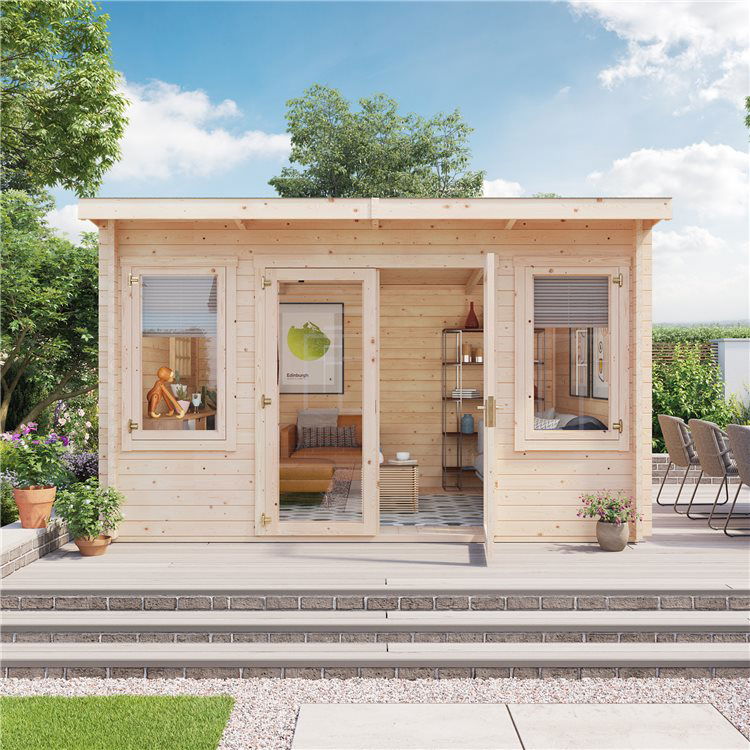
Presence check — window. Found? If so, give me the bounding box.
[515,264,629,451]
[123,263,235,450]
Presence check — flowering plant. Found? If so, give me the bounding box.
[576,491,640,526]
[54,479,124,540]
[0,424,72,489]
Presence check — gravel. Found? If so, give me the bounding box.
[2,677,748,750]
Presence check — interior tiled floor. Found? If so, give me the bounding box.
[279,492,482,526]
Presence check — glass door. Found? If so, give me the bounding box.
[257,268,379,535]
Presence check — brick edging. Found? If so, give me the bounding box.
[0,520,69,579]
[2,594,748,612]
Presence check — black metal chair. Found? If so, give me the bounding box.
[685,419,734,520]
[656,415,700,507]
[717,425,750,537]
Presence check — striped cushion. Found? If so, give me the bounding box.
[299,425,358,449]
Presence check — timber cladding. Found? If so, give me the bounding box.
[100,216,650,543]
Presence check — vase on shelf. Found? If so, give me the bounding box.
[464,302,480,329]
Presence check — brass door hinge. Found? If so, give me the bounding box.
[260,513,272,527]
[612,419,624,433]
[261,275,272,289]
[128,419,139,433]
[128,274,140,286]
[261,395,272,408]
[612,273,623,287]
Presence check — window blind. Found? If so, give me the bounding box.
[533,275,609,327]
[142,275,217,336]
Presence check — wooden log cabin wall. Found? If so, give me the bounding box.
[83,198,669,544]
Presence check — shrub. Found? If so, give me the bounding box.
[63,452,99,482]
[652,343,738,451]
[0,423,72,488]
[653,324,750,343]
[576,491,640,525]
[54,479,124,540]
[1,474,18,526]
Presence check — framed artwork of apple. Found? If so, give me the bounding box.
[279,303,344,394]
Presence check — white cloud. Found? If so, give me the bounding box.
[45,204,97,243]
[653,225,726,259]
[586,142,749,219]
[555,86,571,98]
[482,178,524,197]
[570,1,749,110]
[109,80,291,180]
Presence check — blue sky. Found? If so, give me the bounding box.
[49,1,749,322]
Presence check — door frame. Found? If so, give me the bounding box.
[253,254,496,544]
[255,267,380,536]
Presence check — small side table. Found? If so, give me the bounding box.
[379,462,419,512]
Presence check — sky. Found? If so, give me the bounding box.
[48,0,750,323]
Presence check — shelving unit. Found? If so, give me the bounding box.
[441,328,483,490]
[533,328,546,413]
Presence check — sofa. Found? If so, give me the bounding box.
[280,414,362,468]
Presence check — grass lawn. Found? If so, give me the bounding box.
[1,695,234,750]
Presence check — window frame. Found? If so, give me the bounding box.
[514,262,629,452]
[122,259,236,452]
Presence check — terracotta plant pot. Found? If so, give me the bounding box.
[13,486,56,529]
[596,520,629,551]
[74,535,112,557]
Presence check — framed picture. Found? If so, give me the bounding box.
[592,326,609,400]
[279,303,344,394]
[569,328,590,398]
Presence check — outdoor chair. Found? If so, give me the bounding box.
[684,419,734,521]
[656,415,700,507]
[717,425,750,537]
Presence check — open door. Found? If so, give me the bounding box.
[482,253,497,560]
[256,267,379,536]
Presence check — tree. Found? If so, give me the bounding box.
[532,193,560,198]
[269,85,484,198]
[0,191,98,431]
[1,0,128,197]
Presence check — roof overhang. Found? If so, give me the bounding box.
[79,197,672,223]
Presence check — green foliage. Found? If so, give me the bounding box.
[652,343,739,451]
[1,423,71,488]
[54,478,124,540]
[0,190,98,432]
[745,96,750,130]
[0,0,128,197]
[1,476,19,526]
[653,323,750,343]
[531,192,560,198]
[576,491,639,526]
[1,696,234,750]
[270,84,484,198]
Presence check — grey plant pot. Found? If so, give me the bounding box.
[596,520,629,551]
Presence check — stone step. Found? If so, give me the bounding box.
[3,641,748,680]
[3,589,747,612]
[3,609,748,633]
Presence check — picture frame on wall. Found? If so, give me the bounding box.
[279,303,344,394]
[592,326,609,400]
[569,327,590,398]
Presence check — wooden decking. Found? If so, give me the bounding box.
[4,494,749,592]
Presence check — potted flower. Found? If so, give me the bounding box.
[54,479,124,556]
[576,491,640,551]
[1,424,71,528]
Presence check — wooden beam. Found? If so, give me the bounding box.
[465,268,484,294]
[79,197,673,222]
[505,219,516,230]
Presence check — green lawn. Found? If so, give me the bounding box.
[1,695,234,750]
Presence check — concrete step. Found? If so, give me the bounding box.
[3,641,748,680]
[3,609,749,633]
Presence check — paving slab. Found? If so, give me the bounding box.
[509,704,749,749]
[291,703,522,749]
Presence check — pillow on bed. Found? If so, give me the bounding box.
[534,416,560,430]
[553,412,578,428]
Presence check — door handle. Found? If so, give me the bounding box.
[478,396,496,427]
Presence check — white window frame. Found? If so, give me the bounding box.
[514,262,629,452]
[122,259,237,452]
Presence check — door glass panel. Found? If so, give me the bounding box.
[532,275,609,431]
[141,274,219,432]
[277,280,363,522]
